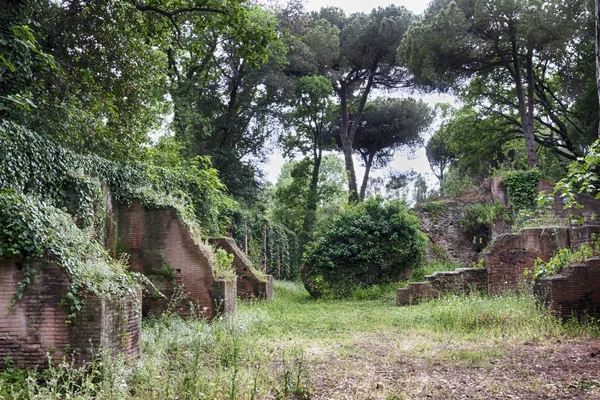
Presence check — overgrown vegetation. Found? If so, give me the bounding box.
[459,202,510,250]
[0,190,145,320]
[2,281,599,399]
[0,121,236,236]
[301,198,427,298]
[503,170,541,215]
[532,239,600,279]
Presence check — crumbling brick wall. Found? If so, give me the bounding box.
[485,228,570,295]
[396,282,440,306]
[0,259,141,369]
[426,268,488,293]
[417,200,484,268]
[208,237,274,300]
[112,201,236,319]
[534,257,600,319]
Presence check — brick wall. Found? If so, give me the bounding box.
[426,268,487,293]
[534,257,600,319]
[485,228,570,295]
[570,225,600,251]
[208,237,274,300]
[212,279,238,315]
[396,282,440,306]
[113,201,236,319]
[0,260,141,369]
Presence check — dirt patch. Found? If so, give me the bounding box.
[301,331,600,399]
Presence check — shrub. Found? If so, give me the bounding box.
[301,198,427,298]
[459,202,509,250]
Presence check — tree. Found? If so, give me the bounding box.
[354,97,432,200]
[1,0,275,164]
[270,156,347,239]
[399,0,587,167]
[306,6,415,202]
[281,75,339,232]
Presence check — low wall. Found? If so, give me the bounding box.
[0,259,141,369]
[485,228,569,295]
[534,257,600,319]
[396,282,440,306]
[112,202,236,319]
[426,268,487,293]
[208,237,274,300]
[570,225,600,251]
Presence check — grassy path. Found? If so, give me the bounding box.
[242,281,600,399]
[2,281,600,399]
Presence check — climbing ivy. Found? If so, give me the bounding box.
[0,190,147,321]
[231,210,301,280]
[0,121,236,235]
[503,170,540,214]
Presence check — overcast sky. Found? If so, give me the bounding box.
[264,0,455,198]
[305,0,430,14]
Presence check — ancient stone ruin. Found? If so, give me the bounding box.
[485,227,570,295]
[0,195,241,369]
[107,201,237,319]
[400,179,600,319]
[0,260,140,369]
[208,237,274,300]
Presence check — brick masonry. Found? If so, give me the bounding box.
[485,227,570,295]
[208,237,274,300]
[110,201,236,319]
[0,259,141,369]
[534,257,600,319]
[425,268,488,293]
[397,282,440,306]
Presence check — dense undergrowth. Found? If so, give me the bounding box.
[1,281,598,399]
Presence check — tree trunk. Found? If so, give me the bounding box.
[338,81,360,203]
[511,41,537,167]
[596,0,600,138]
[359,153,375,201]
[303,147,322,235]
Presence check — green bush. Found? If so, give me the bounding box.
[459,202,509,250]
[301,198,427,298]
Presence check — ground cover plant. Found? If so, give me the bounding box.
[2,281,600,399]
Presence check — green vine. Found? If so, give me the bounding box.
[503,170,540,214]
[0,190,148,321]
[0,121,236,236]
[231,211,301,280]
[531,240,600,279]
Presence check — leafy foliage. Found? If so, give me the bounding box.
[459,202,510,251]
[231,210,301,280]
[0,121,235,235]
[552,140,600,209]
[503,170,541,214]
[212,248,236,280]
[0,190,145,320]
[532,240,600,278]
[301,198,427,298]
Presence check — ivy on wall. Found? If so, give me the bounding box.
[503,170,540,214]
[0,190,147,320]
[231,211,301,280]
[0,121,236,236]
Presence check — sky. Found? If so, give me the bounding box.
[264,0,457,196]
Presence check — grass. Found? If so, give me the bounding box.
[1,281,599,399]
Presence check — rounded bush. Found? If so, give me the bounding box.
[301,198,427,298]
